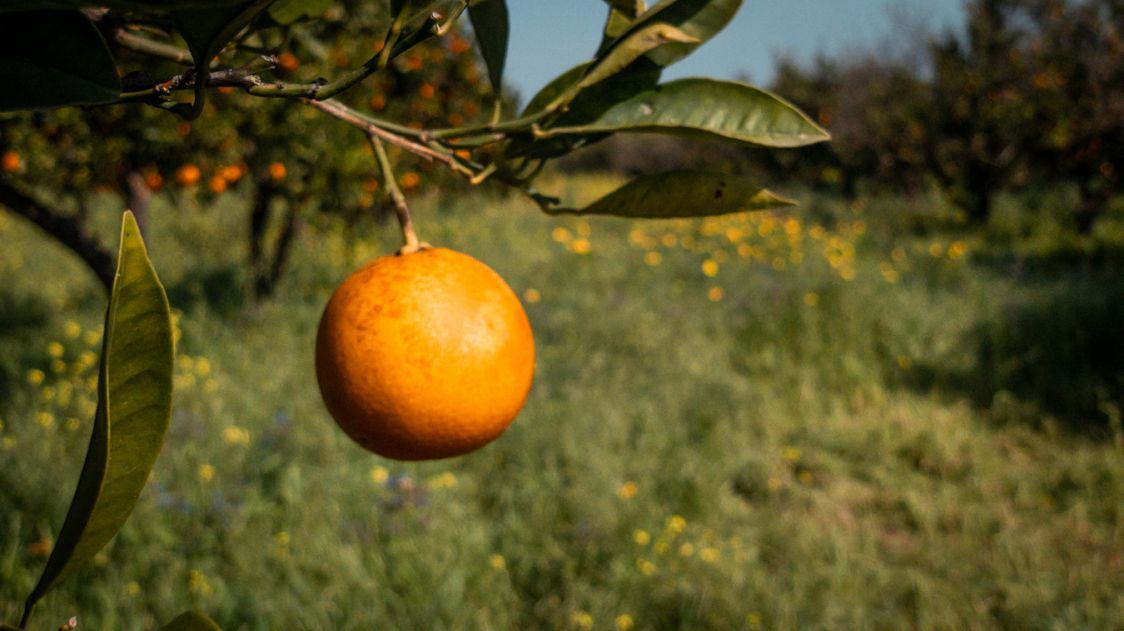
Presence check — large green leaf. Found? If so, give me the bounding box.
[467,0,509,99]
[159,611,223,631]
[539,78,830,148]
[0,11,120,111]
[545,170,795,218]
[22,212,174,622]
[604,0,741,69]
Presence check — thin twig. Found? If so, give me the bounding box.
[303,98,471,175]
[116,29,194,64]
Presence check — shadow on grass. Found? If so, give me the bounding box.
[909,272,1124,437]
[165,263,246,316]
[0,289,52,402]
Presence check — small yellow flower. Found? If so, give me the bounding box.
[1,437,15,450]
[798,470,815,485]
[36,412,55,429]
[222,426,250,446]
[928,242,944,258]
[661,233,677,247]
[576,221,592,237]
[707,286,724,302]
[618,481,638,500]
[275,531,290,547]
[50,359,66,374]
[678,542,695,557]
[633,529,651,546]
[654,541,669,555]
[427,471,458,490]
[636,558,657,575]
[552,227,572,243]
[840,267,856,281]
[26,369,45,385]
[781,446,801,463]
[891,246,907,262]
[125,581,141,596]
[198,463,215,482]
[666,515,686,534]
[570,611,594,630]
[766,477,782,492]
[803,292,819,307]
[64,321,82,339]
[77,350,98,369]
[699,547,719,563]
[643,251,662,266]
[747,612,762,626]
[570,238,592,255]
[523,288,541,304]
[370,465,389,485]
[701,259,719,277]
[897,355,913,370]
[615,614,635,630]
[948,240,968,259]
[489,554,506,571]
[47,341,64,358]
[188,569,213,596]
[83,330,101,346]
[65,417,81,432]
[195,357,211,377]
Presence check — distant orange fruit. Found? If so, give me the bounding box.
[208,175,227,194]
[315,248,535,460]
[143,170,164,190]
[268,162,287,181]
[399,171,420,189]
[277,52,300,73]
[1,150,21,173]
[175,164,201,187]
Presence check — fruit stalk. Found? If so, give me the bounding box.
[368,134,423,254]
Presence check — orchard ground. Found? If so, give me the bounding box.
[1,176,1122,629]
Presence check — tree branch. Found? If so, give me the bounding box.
[0,182,115,291]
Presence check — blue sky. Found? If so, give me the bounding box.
[503,1,965,98]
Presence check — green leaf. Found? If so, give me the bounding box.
[598,1,646,55]
[520,62,591,117]
[159,611,223,631]
[545,170,795,218]
[169,0,274,117]
[540,78,830,148]
[605,0,741,69]
[23,211,174,617]
[0,11,120,111]
[467,0,509,99]
[171,0,274,63]
[268,0,332,24]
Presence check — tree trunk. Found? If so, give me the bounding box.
[123,169,152,237]
[249,183,276,300]
[0,181,115,290]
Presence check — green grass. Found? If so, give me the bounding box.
[1,180,1121,630]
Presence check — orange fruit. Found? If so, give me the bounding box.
[268,162,287,181]
[277,52,300,73]
[315,248,534,460]
[1,150,21,173]
[175,164,201,187]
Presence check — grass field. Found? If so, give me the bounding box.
[1,178,1122,630]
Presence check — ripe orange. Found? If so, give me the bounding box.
[1,150,21,173]
[175,164,201,187]
[268,162,287,181]
[315,247,535,460]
